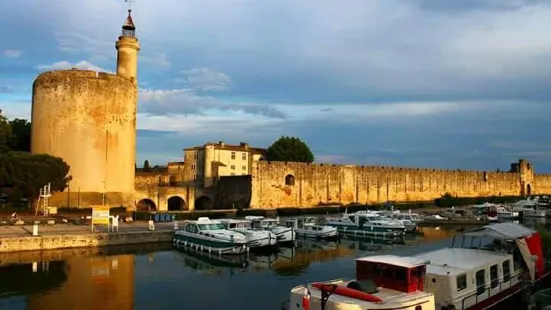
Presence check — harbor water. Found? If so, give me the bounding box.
[0,219,548,310]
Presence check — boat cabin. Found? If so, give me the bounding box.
[219,219,252,230]
[355,255,429,294]
[245,216,279,229]
[284,217,316,229]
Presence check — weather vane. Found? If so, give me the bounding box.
[125,0,135,11]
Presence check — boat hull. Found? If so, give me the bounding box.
[523,210,547,218]
[328,223,405,239]
[172,232,248,255]
[270,227,296,244]
[296,228,339,240]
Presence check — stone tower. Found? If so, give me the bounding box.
[116,9,140,81]
[30,9,140,208]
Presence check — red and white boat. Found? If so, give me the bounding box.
[285,223,548,310]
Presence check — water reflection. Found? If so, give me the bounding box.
[0,226,465,310]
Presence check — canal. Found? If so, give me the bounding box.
[0,219,547,310]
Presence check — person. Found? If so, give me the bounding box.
[10,212,18,222]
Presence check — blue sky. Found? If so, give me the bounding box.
[1,0,550,171]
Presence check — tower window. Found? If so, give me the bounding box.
[285,174,295,186]
[231,152,236,160]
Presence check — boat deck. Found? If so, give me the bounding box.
[414,247,510,276]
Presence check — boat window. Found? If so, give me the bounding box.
[229,223,236,229]
[490,265,498,288]
[348,216,356,223]
[456,274,467,291]
[475,269,485,295]
[394,268,407,283]
[503,260,511,282]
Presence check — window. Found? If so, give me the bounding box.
[194,151,198,158]
[242,166,246,171]
[231,173,235,176]
[475,269,485,295]
[285,174,295,186]
[242,173,246,175]
[456,274,467,291]
[231,165,235,170]
[231,152,236,160]
[242,152,246,160]
[191,164,196,170]
[503,260,511,282]
[490,265,498,288]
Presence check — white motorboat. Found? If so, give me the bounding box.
[219,219,277,249]
[245,216,296,244]
[172,217,247,255]
[512,199,547,217]
[371,211,418,232]
[285,222,547,310]
[325,211,406,239]
[284,217,338,240]
[496,205,520,220]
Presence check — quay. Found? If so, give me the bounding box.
[0,222,176,253]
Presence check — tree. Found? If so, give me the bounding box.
[143,160,151,172]
[266,136,315,163]
[0,111,11,153]
[8,118,31,152]
[0,152,70,208]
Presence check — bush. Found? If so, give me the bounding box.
[236,209,267,217]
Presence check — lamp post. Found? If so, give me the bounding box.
[67,175,73,207]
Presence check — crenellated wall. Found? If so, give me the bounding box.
[250,160,535,208]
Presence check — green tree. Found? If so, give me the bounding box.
[8,118,31,152]
[0,111,11,153]
[143,159,151,172]
[0,152,70,208]
[266,136,315,163]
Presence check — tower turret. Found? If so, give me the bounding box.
[116,9,140,81]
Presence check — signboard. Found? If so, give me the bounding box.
[92,206,110,226]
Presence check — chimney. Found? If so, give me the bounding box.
[219,141,225,147]
[240,142,249,149]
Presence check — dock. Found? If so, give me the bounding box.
[0,222,176,253]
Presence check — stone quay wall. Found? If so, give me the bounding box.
[0,231,173,253]
[250,161,539,208]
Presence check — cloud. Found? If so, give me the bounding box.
[1,49,21,59]
[35,60,109,72]
[54,32,112,56]
[140,53,171,70]
[139,88,288,119]
[0,86,13,93]
[177,68,232,92]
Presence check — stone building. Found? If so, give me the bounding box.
[30,9,140,208]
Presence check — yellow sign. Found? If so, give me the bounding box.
[92,206,110,225]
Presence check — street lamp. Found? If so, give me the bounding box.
[67,175,73,207]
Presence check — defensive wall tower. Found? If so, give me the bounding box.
[203,143,215,188]
[30,9,140,208]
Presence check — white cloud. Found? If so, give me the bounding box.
[177,68,232,92]
[35,60,110,73]
[1,49,22,59]
[139,87,287,119]
[140,53,171,70]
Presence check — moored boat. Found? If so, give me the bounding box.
[284,217,338,240]
[371,211,418,232]
[325,211,406,239]
[284,222,549,310]
[172,217,248,255]
[245,216,296,244]
[219,218,277,249]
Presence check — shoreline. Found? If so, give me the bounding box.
[0,222,176,253]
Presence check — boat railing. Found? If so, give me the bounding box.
[460,270,527,310]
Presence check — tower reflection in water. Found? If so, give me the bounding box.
[24,254,135,310]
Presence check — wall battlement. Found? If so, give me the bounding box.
[250,159,538,208]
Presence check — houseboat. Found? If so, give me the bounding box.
[371,211,418,232]
[284,223,548,310]
[284,217,338,240]
[245,216,296,244]
[219,219,277,249]
[325,211,406,239]
[172,217,248,255]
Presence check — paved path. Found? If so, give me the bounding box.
[0,221,180,237]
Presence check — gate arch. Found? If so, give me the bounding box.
[137,199,156,211]
[527,184,532,196]
[167,196,187,211]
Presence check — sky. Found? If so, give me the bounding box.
[1,0,551,171]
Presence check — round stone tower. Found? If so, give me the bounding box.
[30,10,140,208]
